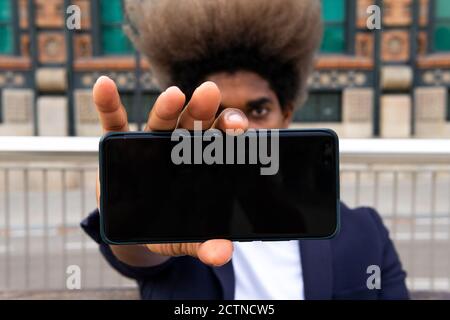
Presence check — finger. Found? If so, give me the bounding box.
[96,168,100,207]
[178,81,221,130]
[93,76,129,133]
[144,86,186,131]
[211,108,249,134]
[145,239,233,267]
[145,243,201,259]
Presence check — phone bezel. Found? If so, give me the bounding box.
[99,129,341,244]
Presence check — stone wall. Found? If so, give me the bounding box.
[0,89,34,136]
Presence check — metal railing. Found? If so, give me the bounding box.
[0,137,450,293]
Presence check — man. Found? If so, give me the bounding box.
[81,0,409,299]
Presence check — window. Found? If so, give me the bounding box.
[320,0,347,53]
[99,0,134,55]
[434,0,450,51]
[293,92,342,122]
[121,93,159,124]
[0,0,13,55]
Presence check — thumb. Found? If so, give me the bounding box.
[197,239,234,267]
[146,240,233,267]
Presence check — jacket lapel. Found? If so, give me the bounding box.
[212,260,235,300]
[299,240,333,300]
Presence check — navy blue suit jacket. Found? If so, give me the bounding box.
[81,203,409,300]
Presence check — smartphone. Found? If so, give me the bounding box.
[99,129,340,244]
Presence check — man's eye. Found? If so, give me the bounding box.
[249,106,269,118]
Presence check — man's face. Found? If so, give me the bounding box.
[206,71,294,129]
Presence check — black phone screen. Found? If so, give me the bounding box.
[100,129,339,244]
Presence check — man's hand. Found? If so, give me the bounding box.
[93,76,248,267]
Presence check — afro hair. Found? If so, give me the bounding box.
[124,0,323,108]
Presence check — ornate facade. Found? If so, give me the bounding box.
[0,0,449,137]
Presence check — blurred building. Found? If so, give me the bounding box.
[0,0,449,138]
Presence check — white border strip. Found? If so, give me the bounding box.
[0,136,450,156]
[0,137,99,153]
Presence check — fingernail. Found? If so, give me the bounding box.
[201,81,215,87]
[226,110,244,123]
[95,75,110,85]
[164,86,181,95]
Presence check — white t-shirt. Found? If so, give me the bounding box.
[232,240,304,300]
